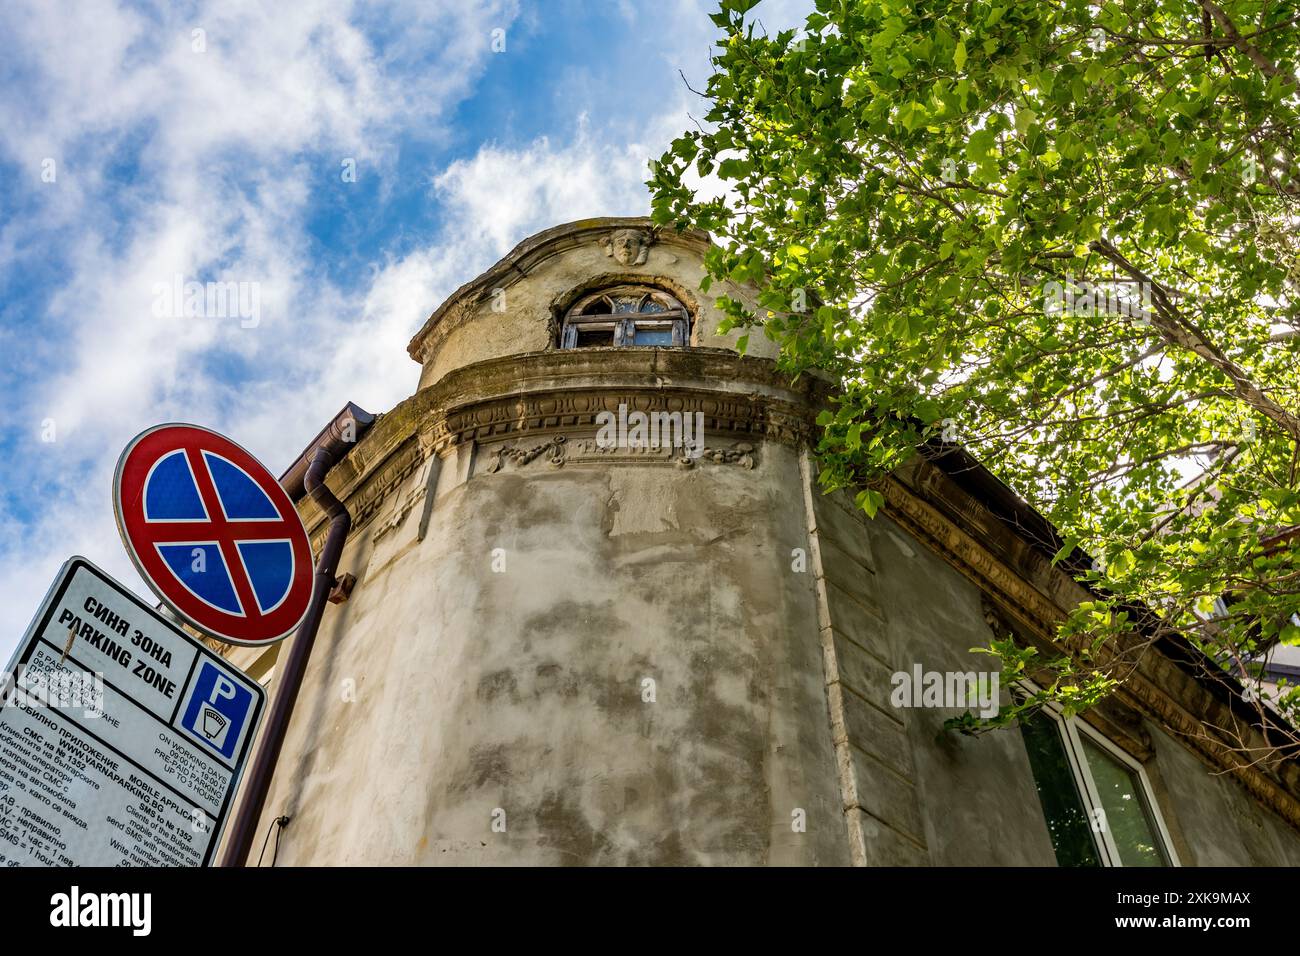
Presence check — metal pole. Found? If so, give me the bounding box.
[220,446,350,866]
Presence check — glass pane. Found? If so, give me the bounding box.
[1019,712,1102,867]
[1080,737,1168,867]
[632,327,673,345]
[609,295,644,313]
[574,327,614,347]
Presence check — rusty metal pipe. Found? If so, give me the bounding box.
[220,445,351,866]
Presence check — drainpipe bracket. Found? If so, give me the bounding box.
[327,572,357,605]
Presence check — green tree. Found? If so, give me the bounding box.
[651,0,1300,757]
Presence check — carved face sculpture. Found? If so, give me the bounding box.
[603,229,651,267]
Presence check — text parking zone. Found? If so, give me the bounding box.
[0,559,264,866]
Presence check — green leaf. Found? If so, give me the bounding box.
[1051,535,1080,566]
[856,488,885,519]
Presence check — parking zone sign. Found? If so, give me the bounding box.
[0,557,264,866]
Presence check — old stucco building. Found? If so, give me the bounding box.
[216,217,1300,866]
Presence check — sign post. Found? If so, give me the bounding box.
[0,558,264,866]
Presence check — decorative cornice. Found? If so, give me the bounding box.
[307,433,424,555]
[434,388,809,452]
[296,348,827,540]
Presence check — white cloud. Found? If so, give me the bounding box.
[0,0,518,654]
[433,117,653,251]
[0,0,775,658]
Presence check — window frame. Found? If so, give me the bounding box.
[1020,684,1180,867]
[560,286,690,349]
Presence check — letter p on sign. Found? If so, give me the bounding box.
[179,660,256,762]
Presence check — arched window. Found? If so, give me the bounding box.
[560,286,690,349]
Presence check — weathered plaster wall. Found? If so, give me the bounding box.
[848,511,1061,866]
[243,438,848,865]
[844,509,1300,867]
[420,306,553,390]
[230,440,1300,866]
[1143,720,1300,866]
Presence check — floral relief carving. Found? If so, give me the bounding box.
[481,436,758,471]
[483,436,568,473]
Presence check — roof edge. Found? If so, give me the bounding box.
[404,217,710,362]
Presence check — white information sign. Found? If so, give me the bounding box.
[0,557,264,866]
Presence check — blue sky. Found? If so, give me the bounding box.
[0,0,806,656]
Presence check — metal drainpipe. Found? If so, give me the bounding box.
[220,445,351,866]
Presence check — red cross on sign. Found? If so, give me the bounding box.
[113,424,314,646]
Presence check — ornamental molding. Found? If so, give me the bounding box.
[432,389,808,453]
[304,433,425,553]
[298,350,822,543]
[601,228,652,266]
[478,435,759,474]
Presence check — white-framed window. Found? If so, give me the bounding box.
[559,286,690,348]
[1018,693,1179,867]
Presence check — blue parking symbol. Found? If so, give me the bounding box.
[180,660,254,761]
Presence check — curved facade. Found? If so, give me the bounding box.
[219,218,1300,867]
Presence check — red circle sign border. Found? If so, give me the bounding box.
[113,423,314,647]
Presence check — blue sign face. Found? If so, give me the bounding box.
[179,659,256,762]
[146,450,297,616]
